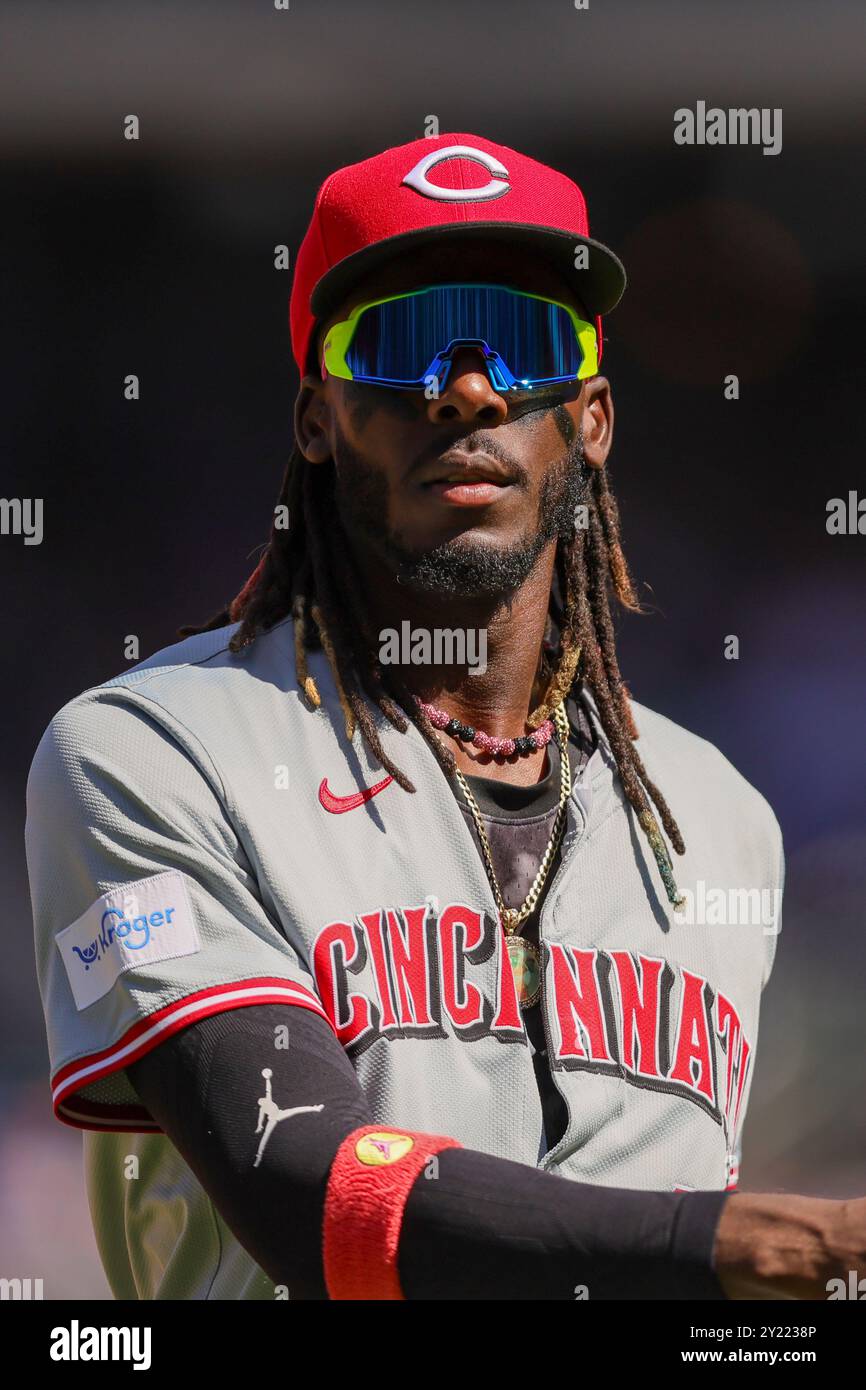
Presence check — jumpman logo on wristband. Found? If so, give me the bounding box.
[253,1067,324,1168]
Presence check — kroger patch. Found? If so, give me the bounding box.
[55,870,200,1010]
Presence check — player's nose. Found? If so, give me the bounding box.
[426,347,509,427]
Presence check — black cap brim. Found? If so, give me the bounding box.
[309,221,627,328]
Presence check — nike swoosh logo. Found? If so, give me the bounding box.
[318,774,394,814]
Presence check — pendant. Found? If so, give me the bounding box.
[504,934,542,1010]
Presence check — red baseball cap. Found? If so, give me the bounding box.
[289,131,626,376]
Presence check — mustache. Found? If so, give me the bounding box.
[410,388,579,478]
[411,429,527,482]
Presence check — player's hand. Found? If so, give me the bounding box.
[714,1192,866,1300]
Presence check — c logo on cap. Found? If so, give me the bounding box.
[401,144,510,203]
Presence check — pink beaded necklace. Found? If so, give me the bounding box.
[413,696,554,759]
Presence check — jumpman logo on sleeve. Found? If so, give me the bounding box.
[253,1067,324,1168]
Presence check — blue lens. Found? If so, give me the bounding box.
[345,284,583,387]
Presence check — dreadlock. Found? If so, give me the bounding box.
[179,446,686,906]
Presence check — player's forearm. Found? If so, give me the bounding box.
[127,1003,731,1300]
[714,1192,863,1299]
[397,1146,729,1300]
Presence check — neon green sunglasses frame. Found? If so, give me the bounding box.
[321,283,599,390]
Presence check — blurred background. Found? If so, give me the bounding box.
[1,0,864,1298]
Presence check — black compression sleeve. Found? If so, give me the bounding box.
[128,1002,370,1299]
[400,1149,727,1300]
[126,1003,730,1300]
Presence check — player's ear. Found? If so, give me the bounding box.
[581,377,614,471]
[294,376,332,466]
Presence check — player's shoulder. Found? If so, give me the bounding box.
[28,617,298,786]
[624,694,782,847]
[98,618,283,699]
[626,695,732,765]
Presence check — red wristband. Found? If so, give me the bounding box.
[322,1124,462,1300]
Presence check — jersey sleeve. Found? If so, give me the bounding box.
[25,686,333,1132]
[761,807,785,991]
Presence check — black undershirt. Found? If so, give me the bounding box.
[454,689,595,1156]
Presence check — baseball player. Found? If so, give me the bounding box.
[25,133,865,1301]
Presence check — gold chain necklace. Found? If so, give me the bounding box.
[453,701,571,1010]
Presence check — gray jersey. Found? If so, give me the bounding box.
[25,615,784,1299]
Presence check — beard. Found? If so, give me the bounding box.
[329,423,590,600]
